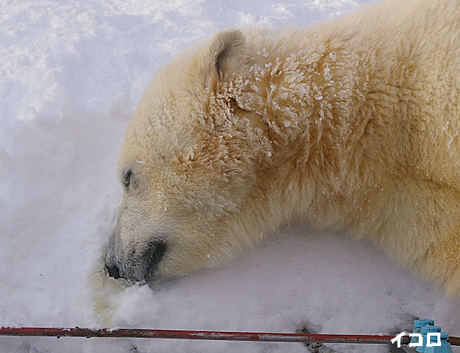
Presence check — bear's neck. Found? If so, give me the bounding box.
[239,30,410,229]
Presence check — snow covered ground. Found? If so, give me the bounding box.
[1,0,459,352]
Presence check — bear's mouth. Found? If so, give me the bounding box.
[144,240,168,280]
[106,241,168,283]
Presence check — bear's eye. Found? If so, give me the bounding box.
[121,168,133,188]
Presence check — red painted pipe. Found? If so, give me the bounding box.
[0,327,458,346]
[0,327,399,344]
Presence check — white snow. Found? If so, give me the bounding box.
[1,1,459,353]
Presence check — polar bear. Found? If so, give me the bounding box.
[105,0,460,297]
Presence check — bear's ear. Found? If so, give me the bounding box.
[206,29,247,93]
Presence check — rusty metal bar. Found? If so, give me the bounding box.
[449,335,460,346]
[0,327,399,344]
[0,327,458,346]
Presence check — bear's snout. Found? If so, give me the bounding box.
[105,240,168,283]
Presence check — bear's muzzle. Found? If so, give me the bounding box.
[105,241,168,283]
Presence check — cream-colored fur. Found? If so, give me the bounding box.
[106,0,460,297]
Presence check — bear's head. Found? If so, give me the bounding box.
[105,30,280,283]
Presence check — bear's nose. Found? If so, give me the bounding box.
[106,264,120,279]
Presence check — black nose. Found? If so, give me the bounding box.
[106,264,120,279]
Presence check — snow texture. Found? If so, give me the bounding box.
[1,0,459,352]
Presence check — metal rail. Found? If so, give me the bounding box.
[0,327,406,344]
[1,327,458,346]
